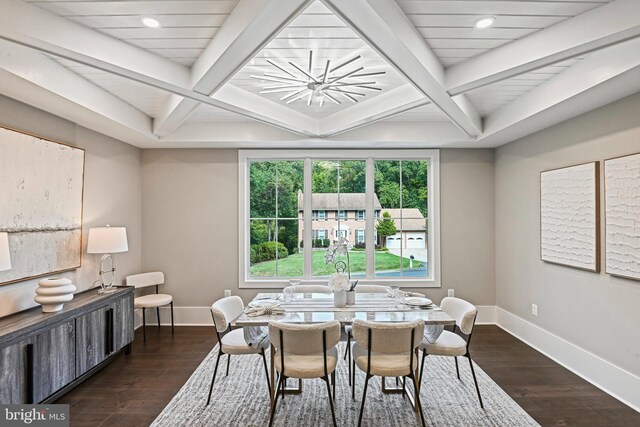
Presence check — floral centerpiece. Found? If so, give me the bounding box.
[325,238,357,305]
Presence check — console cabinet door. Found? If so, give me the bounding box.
[76,307,107,375]
[33,321,75,403]
[0,340,30,404]
[111,294,134,353]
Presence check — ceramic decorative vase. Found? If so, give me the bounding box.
[34,277,76,313]
[334,290,347,307]
[346,290,356,305]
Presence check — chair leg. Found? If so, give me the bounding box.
[332,371,336,400]
[467,355,484,409]
[206,351,223,405]
[170,301,175,334]
[402,376,407,398]
[419,350,427,386]
[351,358,356,400]
[455,356,460,380]
[357,374,371,427]
[268,375,284,427]
[226,354,231,376]
[411,373,427,427]
[324,375,337,427]
[260,349,271,400]
[344,332,351,360]
[142,308,146,343]
[156,306,161,329]
[348,346,352,386]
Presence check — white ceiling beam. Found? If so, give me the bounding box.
[0,40,159,148]
[322,0,482,137]
[154,0,312,137]
[318,84,428,136]
[0,0,190,89]
[446,0,640,95]
[480,38,640,147]
[164,120,470,147]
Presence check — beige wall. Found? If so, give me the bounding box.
[0,95,142,318]
[495,92,640,376]
[141,148,495,307]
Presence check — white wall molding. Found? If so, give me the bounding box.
[495,306,640,413]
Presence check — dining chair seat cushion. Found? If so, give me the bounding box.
[420,330,467,356]
[352,343,418,377]
[274,348,338,379]
[134,293,173,308]
[221,329,264,354]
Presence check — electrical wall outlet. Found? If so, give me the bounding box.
[224,289,231,297]
[532,304,538,316]
[447,289,454,297]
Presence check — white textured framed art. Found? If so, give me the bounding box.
[0,126,85,286]
[605,153,640,281]
[540,162,600,272]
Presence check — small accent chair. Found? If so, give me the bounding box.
[351,319,426,427]
[125,272,174,342]
[268,320,341,427]
[206,296,271,406]
[418,297,483,408]
[282,284,332,294]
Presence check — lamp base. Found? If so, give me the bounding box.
[98,287,118,294]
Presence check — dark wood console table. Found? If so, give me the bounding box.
[0,286,134,404]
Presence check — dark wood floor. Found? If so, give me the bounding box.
[56,325,640,427]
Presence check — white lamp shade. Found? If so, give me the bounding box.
[87,227,128,254]
[0,232,10,271]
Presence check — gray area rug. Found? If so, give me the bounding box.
[152,343,539,426]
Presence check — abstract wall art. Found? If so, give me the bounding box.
[605,153,640,281]
[0,126,85,286]
[540,162,600,272]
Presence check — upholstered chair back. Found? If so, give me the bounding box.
[352,320,424,354]
[210,296,244,332]
[269,320,341,355]
[441,297,477,335]
[126,271,164,289]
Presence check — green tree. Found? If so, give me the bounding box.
[376,211,397,247]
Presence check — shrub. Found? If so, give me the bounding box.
[322,238,331,248]
[299,240,304,248]
[354,241,366,249]
[251,241,288,263]
[313,239,323,248]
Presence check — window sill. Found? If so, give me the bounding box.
[240,278,441,289]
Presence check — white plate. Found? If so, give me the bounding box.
[249,299,278,309]
[404,297,432,307]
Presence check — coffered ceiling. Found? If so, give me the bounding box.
[0,0,638,148]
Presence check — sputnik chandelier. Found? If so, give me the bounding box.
[250,51,385,107]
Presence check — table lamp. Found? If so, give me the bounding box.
[87,225,128,293]
[0,232,11,271]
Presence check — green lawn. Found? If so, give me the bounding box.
[249,250,423,277]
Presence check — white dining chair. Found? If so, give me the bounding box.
[268,320,341,427]
[418,297,483,408]
[343,284,389,383]
[206,296,271,406]
[282,284,332,294]
[351,319,426,427]
[125,272,173,342]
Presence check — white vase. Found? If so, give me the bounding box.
[346,290,356,305]
[334,290,347,307]
[34,277,76,313]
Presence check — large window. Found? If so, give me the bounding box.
[239,150,440,287]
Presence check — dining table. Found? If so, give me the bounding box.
[232,292,456,409]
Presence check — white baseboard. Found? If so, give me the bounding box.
[495,306,640,413]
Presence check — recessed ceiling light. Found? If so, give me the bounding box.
[142,17,160,28]
[474,17,495,29]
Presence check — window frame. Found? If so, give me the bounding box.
[239,149,440,288]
